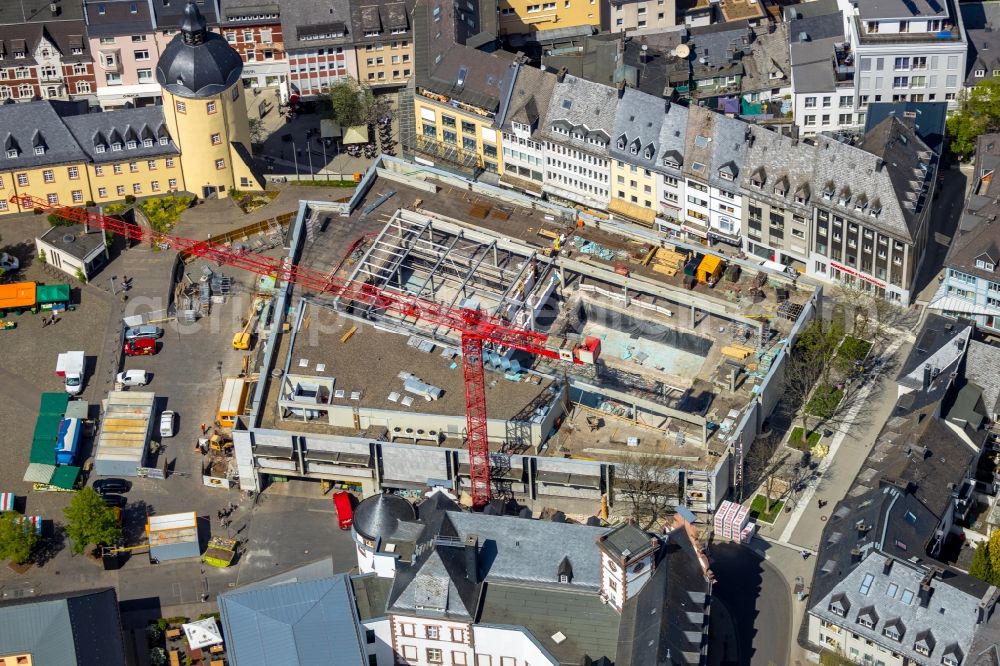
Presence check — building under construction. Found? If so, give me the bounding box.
[234,157,819,515]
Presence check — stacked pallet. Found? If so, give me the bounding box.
[714,500,752,543]
[649,247,690,277]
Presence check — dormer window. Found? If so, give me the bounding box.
[5,149,16,158]
[159,137,169,146]
[630,144,638,155]
[977,259,995,271]
[829,603,845,617]
[663,155,679,168]
[751,177,763,188]
[858,615,874,629]
[644,146,653,159]
[95,144,106,153]
[617,137,626,150]
[143,138,154,147]
[111,142,122,151]
[33,146,44,156]
[126,140,137,149]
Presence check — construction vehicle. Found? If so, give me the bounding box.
[19,194,603,510]
[233,295,264,350]
[208,432,233,454]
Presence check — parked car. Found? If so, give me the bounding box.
[124,325,163,341]
[124,338,156,356]
[159,410,176,438]
[116,370,149,387]
[0,253,19,271]
[93,478,131,495]
[101,494,127,508]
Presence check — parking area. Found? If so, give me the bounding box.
[0,213,360,602]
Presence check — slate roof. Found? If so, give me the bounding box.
[965,340,1000,418]
[351,574,393,621]
[962,3,1000,86]
[154,0,221,30]
[540,73,618,155]
[896,314,972,391]
[812,552,980,665]
[682,104,746,191]
[790,36,838,93]
[219,0,281,25]
[599,523,657,564]
[156,3,244,99]
[743,125,816,215]
[609,87,667,168]
[83,0,156,37]
[656,99,689,176]
[502,62,557,131]
[478,584,621,664]
[783,0,840,21]
[412,0,514,112]
[218,570,368,666]
[788,11,846,43]
[856,0,948,21]
[863,102,948,156]
[349,0,412,46]
[62,107,178,162]
[0,100,88,168]
[0,21,91,66]
[352,492,417,542]
[945,134,1000,282]
[741,22,790,94]
[279,0,352,50]
[0,0,84,24]
[0,587,126,665]
[616,527,710,666]
[687,21,751,82]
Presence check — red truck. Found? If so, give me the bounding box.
[124,337,156,356]
[333,491,354,529]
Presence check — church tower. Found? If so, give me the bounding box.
[155,2,263,198]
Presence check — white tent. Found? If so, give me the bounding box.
[182,617,223,650]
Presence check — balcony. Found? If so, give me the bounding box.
[853,15,963,45]
[834,43,854,84]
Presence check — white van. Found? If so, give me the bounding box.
[116,370,149,387]
[159,410,176,438]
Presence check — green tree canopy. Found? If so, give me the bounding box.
[947,78,1000,159]
[63,487,121,555]
[0,511,39,565]
[969,531,1000,586]
[327,78,376,129]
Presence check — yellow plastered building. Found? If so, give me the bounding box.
[413,94,503,175]
[156,2,263,197]
[609,158,657,227]
[498,0,602,35]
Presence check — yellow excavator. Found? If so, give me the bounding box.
[233,295,269,350]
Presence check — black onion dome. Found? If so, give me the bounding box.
[353,493,416,541]
[156,2,243,99]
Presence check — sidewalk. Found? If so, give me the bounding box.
[751,331,913,552]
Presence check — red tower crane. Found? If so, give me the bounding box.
[17,195,600,508]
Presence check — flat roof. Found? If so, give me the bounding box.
[280,307,555,421]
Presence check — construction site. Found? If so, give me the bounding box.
[236,157,819,515]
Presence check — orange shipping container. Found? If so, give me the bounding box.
[0,282,36,311]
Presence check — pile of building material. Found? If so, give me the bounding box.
[649,247,691,277]
[714,500,754,543]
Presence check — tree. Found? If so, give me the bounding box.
[742,432,790,509]
[970,539,995,585]
[0,511,39,564]
[614,451,681,531]
[327,78,376,128]
[946,78,1000,159]
[63,487,121,555]
[248,117,265,146]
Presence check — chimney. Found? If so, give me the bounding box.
[876,158,885,173]
[977,587,1000,623]
[918,571,935,608]
[883,559,893,575]
[557,67,568,83]
[617,81,627,98]
[923,363,931,390]
[50,2,60,16]
[850,547,861,563]
[790,124,799,146]
[465,534,479,582]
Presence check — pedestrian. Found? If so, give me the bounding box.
[201,423,208,435]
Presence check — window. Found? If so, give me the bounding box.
[116,184,125,196]
[215,158,226,170]
[168,178,177,190]
[804,96,816,108]
[426,626,440,640]
[451,628,465,642]
[131,183,141,194]
[402,646,417,660]
[132,34,147,42]
[211,133,222,146]
[804,115,816,126]
[151,180,160,192]
[137,68,153,82]
[129,162,139,173]
[426,648,443,664]
[47,193,59,205]
[892,76,908,88]
[165,158,174,168]
[134,49,150,61]
[67,166,79,180]
[207,101,217,114]
[43,170,54,184]
[452,652,468,666]
[176,101,186,113]
[977,259,995,271]
[98,186,108,198]
[100,36,115,44]
[16,173,28,187]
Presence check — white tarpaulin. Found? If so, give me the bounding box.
[182,617,223,649]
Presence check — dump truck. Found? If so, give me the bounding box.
[56,351,86,395]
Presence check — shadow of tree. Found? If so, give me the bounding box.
[33,522,67,567]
